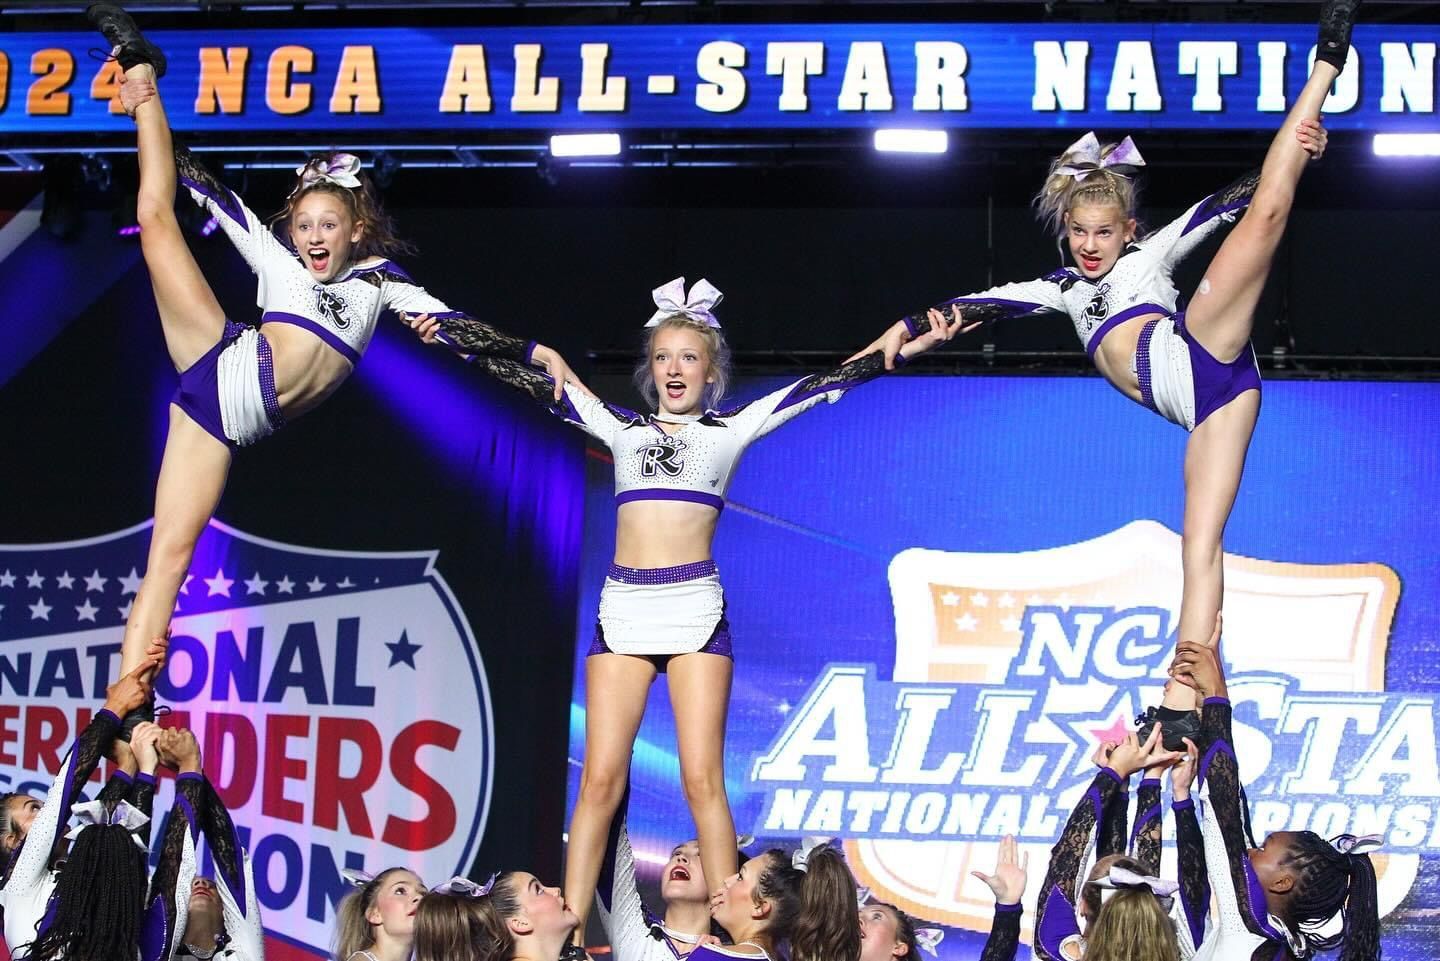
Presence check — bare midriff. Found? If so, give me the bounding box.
[613,499,719,569]
[263,321,355,417]
[1090,310,1166,404]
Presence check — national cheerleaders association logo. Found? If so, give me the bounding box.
[744,520,1428,938]
[0,520,493,959]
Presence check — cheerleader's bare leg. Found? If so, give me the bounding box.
[564,653,659,938]
[666,652,738,897]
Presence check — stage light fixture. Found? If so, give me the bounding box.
[549,133,622,158]
[874,129,948,154]
[1372,133,1440,157]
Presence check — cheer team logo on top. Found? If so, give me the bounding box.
[0,520,493,958]
[746,520,1426,937]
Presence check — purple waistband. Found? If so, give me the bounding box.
[1086,302,1171,358]
[262,311,362,366]
[607,560,718,585]
[256,331,286,430]
[1135,317,1163,411]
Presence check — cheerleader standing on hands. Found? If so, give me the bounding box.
[87,3,581,732]
[862,0,1354,726]
[412,278,968,937]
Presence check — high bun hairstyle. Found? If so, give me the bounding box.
[21,822,148,961]
[1281,832,1381,961]
[271,151,416,260]
[633,316,733,412]
[1033,139,1142,240]
[413,875,522,961]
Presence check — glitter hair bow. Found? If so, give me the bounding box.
[293,153,363,196]
[645,277,724,329]
[1095,866,1178,909]
[736,834,756,850]
[1055,132,1146,180]
[914,928,946,956]
[433,873,499,898]
[64,800,150,851]
[340,868,374,887]
[855,885,872,908]
[1332,834,1384,856]
[790,836,832,872]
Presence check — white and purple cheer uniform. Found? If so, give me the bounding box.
[466,351,894,663]
[907,172,1261,431]
[174,147,533,448]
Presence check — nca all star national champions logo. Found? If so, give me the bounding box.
[745,521,1434,943]
[0,520,493,958]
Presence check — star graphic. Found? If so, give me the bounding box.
[84,569,108,592]
[1001,616,1022,633]
[118,599,134,620]
[970,591,989,607]
[76,599,99,622]
[998,593,1016,608]
[204,568,234,597]
[0,570,14,588]
[29,597,52,621]
[119,568,143,595]
[953,612,979,632]
[337,577,355,589]
[244,573,269,595]
[55,571,75,590]
[26,570,45,589]
[179,574,194,595]
[1027,594,1044,606]
[940,591,960,607]
[306,576,326,593]
[1090,713,1136,751]
[1054,592,1074,610]
[385,630,422,668]
[276,576,295,594]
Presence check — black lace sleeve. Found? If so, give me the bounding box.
[197,778,244,899]
[979,904,1022,961]
[900,274,1070,338]
[1172,797,1209,950]
[1197,698,1264,932]
[150,774,205,960]
[97,771,132,808]
[1033,769,1125,961]
[468,355,560,407]
[434,315,531,362]
[1098,779,1130,859]
[70,711,121,809]
[128,774,157,848]
[1131,778,1163,874]
[174,145,224,200]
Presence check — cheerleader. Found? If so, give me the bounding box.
[412,872,578,961]
[862,0,1356,724]
[86,3,581,733]
[412,279,968,934]
[1169,636,1380,961]
[332,868,428,961]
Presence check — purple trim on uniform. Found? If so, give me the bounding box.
[954,296,1048,314]
[1198,738,1233,784]
[139,896,170,961]
[524,340,538,366]
[771,373,857,416]
[606,560,718,585]
[372,259,414,281]
[1086,302,1172,358]
[903,314,921,337]
[1037,885,1081,958]
[1242,858,1289,943]
[137,771,157,786]
[1173,311,1261,428]
[1131,803,1161,848]
[1182,193,1253,236]
[173,320,246,449]
[1172,797,1195,812]
[1140,777,1162,788]
[893,351,909,367]
[112,768,134,784]
[256,330,286,429]
[1136,317,1161,410]
[37,889,59,939]
[96,708,121,724]
[261,311,362,365]
[175,792,202,843]
[180,176,247,232]
[1099,766,1124,785]
[616,488,725,511]
[1204,696,1231,707]
[994,902,1023,914]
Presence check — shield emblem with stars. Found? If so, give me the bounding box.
[842,519,1404,939]
[0,519,492,959]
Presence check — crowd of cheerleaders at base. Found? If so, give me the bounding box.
[0,0,1384,959]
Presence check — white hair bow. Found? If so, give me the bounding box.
[645,277,724,329]
[855,885,872,908]
[64,800,150,851]
[1332,834,1384,856]
[1055,132,1146,180]
[433,873,499,898]
[340,868,374,887]
[1095,866,1178,910]
[914,928,945,956]
[736,834,756,850]
[294,153,363,194]
[790,836,831,872]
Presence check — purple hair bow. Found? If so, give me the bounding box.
[433,873,499,898]
[914,928,945,957]
[292,153,363,196]
[1055,132,1146,180]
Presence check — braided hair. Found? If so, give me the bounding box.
[1281,832,1381,961]
[21,822,148,961]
